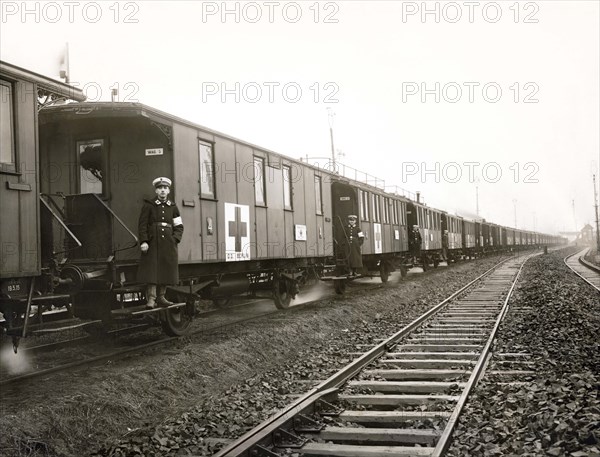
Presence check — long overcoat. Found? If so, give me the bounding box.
[137,198,183,284]
[344,224,364,269]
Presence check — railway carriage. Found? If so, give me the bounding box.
[461,218,478,258]
[329,180,411,291]
[353,183,411,278]
[0,61,85,348]
[406,201,443,269]
[441,212,464,262]
[38,102,343,331]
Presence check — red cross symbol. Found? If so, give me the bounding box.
[228,206,247,252]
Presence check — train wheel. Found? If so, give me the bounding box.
[273,280,292,309]
[379,263,390,283]
[162,306,193,337]
[333,279,346,295]
[400,266,408,278]
[433,259,440,268]
[421,257,430,272]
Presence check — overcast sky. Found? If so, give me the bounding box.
[2,0,598,235]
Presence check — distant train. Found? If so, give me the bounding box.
[0,60,565,350]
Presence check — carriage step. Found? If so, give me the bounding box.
[113,285,146,294]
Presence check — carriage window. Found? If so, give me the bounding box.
[78,140,104,195]
[254,156,266,205]
[383,198,389,223]
[283,165,292,210]
[360,190,369,221]
[1,81,15,170]
[314,175,322,215]
[372,194,380,222]
[199,140,215,199]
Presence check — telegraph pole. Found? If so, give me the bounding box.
[327,108,336,168]
[593,174,600,252]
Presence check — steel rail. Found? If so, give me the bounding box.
[564,249,600,292]
[215,255,514,457]
[431,252,535,456]
[579,252,600,274]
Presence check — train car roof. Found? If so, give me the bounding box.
[41,101,417,201]
[41,101,343,177]
[0,60,86,102]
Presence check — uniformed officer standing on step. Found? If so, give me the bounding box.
[346,214,365,275]
[137,177,184,308]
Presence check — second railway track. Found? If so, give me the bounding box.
[215,252,539,457]
[564,248,600,292]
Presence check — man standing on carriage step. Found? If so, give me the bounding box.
[346,214,364,276]
[409,225,422,260]
[138,177,184,309]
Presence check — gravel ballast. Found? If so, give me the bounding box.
[447,248,600,457]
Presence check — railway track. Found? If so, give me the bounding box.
[0,277,398,387]
[564,248,600,292]
[214,252,537,457]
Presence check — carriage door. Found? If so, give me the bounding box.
[331,182,359,263]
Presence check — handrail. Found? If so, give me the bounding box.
[90,194,139,253]
[39,194,83,255]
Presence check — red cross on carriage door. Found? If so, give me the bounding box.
[225,203,250,261]
[373,223,383,254]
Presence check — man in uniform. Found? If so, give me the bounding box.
[409,225,422,261]
[137,177,184,308]
[346,214,364,276]
[442,229,449,261]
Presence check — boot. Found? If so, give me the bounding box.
[146,284,157,309]
[157,285,174,308]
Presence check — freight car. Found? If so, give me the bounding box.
[1,75,565,348]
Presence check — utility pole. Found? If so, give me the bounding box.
[327,108,336,168]
[593,174,600,252]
